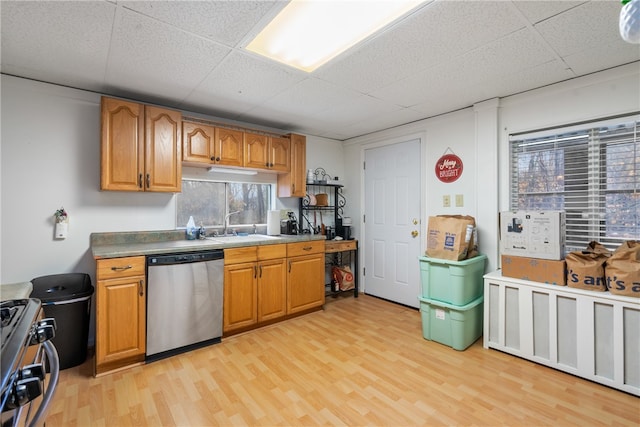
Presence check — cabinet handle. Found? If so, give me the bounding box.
[139,280,144,297]
[259,265,263,278]
[138,173,143,188]
[303,246,312,251]
[111,265,132,271]
[288,260,292,273]
[146,173,150,188]
[254,265,257,279]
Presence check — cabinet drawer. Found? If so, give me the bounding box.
[258,244,286,260]
[97,256,146,280]
[287,240,325,257]
[325,240,357,253]
[225,246,257,264]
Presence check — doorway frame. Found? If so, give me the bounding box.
[357,131,427,297]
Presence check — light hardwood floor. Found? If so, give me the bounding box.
[46,295,639,426]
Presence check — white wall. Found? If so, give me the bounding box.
[343,63,640,284]
[0,75,343,284]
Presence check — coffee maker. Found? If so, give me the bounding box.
[280,211,298,235]
[341,217,352,240]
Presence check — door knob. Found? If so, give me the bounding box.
[411,230,419,238]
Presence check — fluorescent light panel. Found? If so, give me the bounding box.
[207,167,258,176]
[246,0,426,72]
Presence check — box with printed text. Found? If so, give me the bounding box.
[499,211,565,260]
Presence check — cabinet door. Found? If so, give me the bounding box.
[277,134,306,197]
[96,275,146,370]
[183,121,214,164]
[269,136,291,172]
[287,253,325,314]
[244,132,269,169]
[257,259,287,322]
[145,105,182,192]
[224,262,258,332]
[215,128,244,167]
[100,97,144,191]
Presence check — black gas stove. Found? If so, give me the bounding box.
[1,299,59,427]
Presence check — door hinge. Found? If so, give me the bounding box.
[363,214,365,223]
[363,267,365,276]
[363,161,366,170]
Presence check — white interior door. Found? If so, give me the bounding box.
[364,139,421,307]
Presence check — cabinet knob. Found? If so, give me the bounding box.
[210,156,215,161]
[216,157,221,162]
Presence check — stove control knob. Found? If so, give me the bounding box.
[30,321,56,345]
[3,377,42,410]
[19,364,45,381]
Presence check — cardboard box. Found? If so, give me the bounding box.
[501,255,566,286]
[500,211,565,260]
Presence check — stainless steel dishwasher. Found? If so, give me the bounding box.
[146,250,224,361]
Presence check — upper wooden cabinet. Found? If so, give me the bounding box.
[278,133,306,197]
[244,132,290,172]
[182,121,243,167]
[101,97,181,192]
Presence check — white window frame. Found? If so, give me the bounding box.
[509,114,639,253]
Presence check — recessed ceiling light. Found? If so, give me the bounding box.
[246,0,427,72]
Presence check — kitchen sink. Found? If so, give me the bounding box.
[204,234,280,243]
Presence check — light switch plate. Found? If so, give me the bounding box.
[443,195,451,207]
[456,194,464,207]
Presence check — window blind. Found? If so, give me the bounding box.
[509,116,639,254]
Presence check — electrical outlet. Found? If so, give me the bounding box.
[456,194,464,207]
[443,195,451,207]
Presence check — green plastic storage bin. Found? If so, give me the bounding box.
[418,254,486,305]
[418,295,483,351]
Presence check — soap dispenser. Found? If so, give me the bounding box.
[186,216,196,240]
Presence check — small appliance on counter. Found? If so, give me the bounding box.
[281,211,298,235]
[342,217,353,240]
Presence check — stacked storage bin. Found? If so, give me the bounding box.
[418,254,486,350]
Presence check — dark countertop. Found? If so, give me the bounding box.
[91,231,326,259]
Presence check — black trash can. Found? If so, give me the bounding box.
[30,273,94,370]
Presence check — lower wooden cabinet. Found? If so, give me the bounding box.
[223,245,287,334]
[223,241,324,335]
[95,256,146,375]
[287,241,325,314]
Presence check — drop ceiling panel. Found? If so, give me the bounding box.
[511,0,587,24]
[119,0,283,47]
[315,0,528,95]
[183,51,306,117]
[105,8,230,101]
[0,1,115,91]
[263,78,366,117]
[563,44,640,76]
[535,1,626,57]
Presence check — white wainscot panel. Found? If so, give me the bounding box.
[483,271,639,396]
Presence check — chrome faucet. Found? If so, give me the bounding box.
[223,211,241,236]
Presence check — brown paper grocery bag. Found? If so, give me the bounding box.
[605,241,640,298]
[426,215,475,261]
[566,241,611,292]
